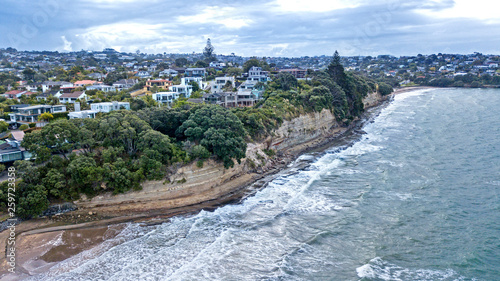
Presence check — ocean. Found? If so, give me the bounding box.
[30,88,500,280]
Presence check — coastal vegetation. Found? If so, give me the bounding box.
[0,54,392,219]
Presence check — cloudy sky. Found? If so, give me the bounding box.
[1,0,499,57]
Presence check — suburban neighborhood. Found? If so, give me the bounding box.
[0,44,499,164]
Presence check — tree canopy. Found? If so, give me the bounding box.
[179,106,246,168]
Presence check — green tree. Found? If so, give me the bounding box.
[137,129,182,164]
[179,106,247,168]
[203,38,215,62]
[67,156,103,194]
[175,58,188,67]
[377,82,393,96]
[189,81,200,92]
[17,184,49,219]
[96,111,151,155]
[0,121,8,133]
[42,169,67,198]
[38,112,54,122]
[226,67,243,77]
[102,158,138,193]
[274,72,298,91]
[22,119,79,162]
[195,60,208,68]
[22,68,36,80]
[327,51,347,89]
[243,58,262,73]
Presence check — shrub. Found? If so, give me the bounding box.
[263,149,276,157]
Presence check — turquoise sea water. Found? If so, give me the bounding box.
[30,88,500,280]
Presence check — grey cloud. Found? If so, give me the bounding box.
[0,0,499,56]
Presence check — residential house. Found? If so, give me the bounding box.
[88,72,106,81]
[279,68,307,79]
[170,84,193,98]
[3,90,25,100]
[68,110,98,119]
[247,66,270,82]
[60,85,77,93]
[24,83,41,92]
[159,69,179,77]
[22,91,38,99]
[210,76,235,93]
[91,101,130,113]
[9,104,67,128]
[87,84,116,92]
[152,92,181,105]
[171,67,186,75]
[181,77,205,89]
[136,71,151,79]
[9,104,30,113]
[59,91,87,104]
[73,80,98,87]
[203,92,257,108]
[209,62,226,69]
[113,79,138,90]
[144,79,172,92]
[36,90,62,101]
[185,68,206,77]
[41,81,73,92]
[0,133,32,163]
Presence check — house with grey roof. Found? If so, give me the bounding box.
[59,91,87,104]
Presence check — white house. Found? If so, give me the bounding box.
[41,81,73,93]
[209,62,226,69]
[181,77,205,89]
[185,68,206,77]
[59,91,87,104]
[112,79,137,91]
[91,101,130,113]
[36,90,62,101]
[87,84,116,92]
[159,69,179,77]
[210,76,235,93]
[247,66,270,82]
[136,71,151,78]
[152,92,181,105]
[170,85,193,97]
[9,105,67,127]
[68,110,98,119]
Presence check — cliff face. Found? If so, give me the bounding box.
[270,109,339,151]
[76,92,385,216]
[363,91,384,109]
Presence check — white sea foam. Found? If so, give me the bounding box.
[356,257,468,281]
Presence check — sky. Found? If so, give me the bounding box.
[0,0,499,57]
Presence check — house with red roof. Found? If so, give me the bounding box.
[2,90,25,99]
[2,90,36,100]
[73,80,98,87]
[144,79,173,92]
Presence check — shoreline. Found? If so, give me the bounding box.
[0,86,433,278]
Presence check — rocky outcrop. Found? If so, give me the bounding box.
[363,91,384,109]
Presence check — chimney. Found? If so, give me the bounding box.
[74,102,81,112]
